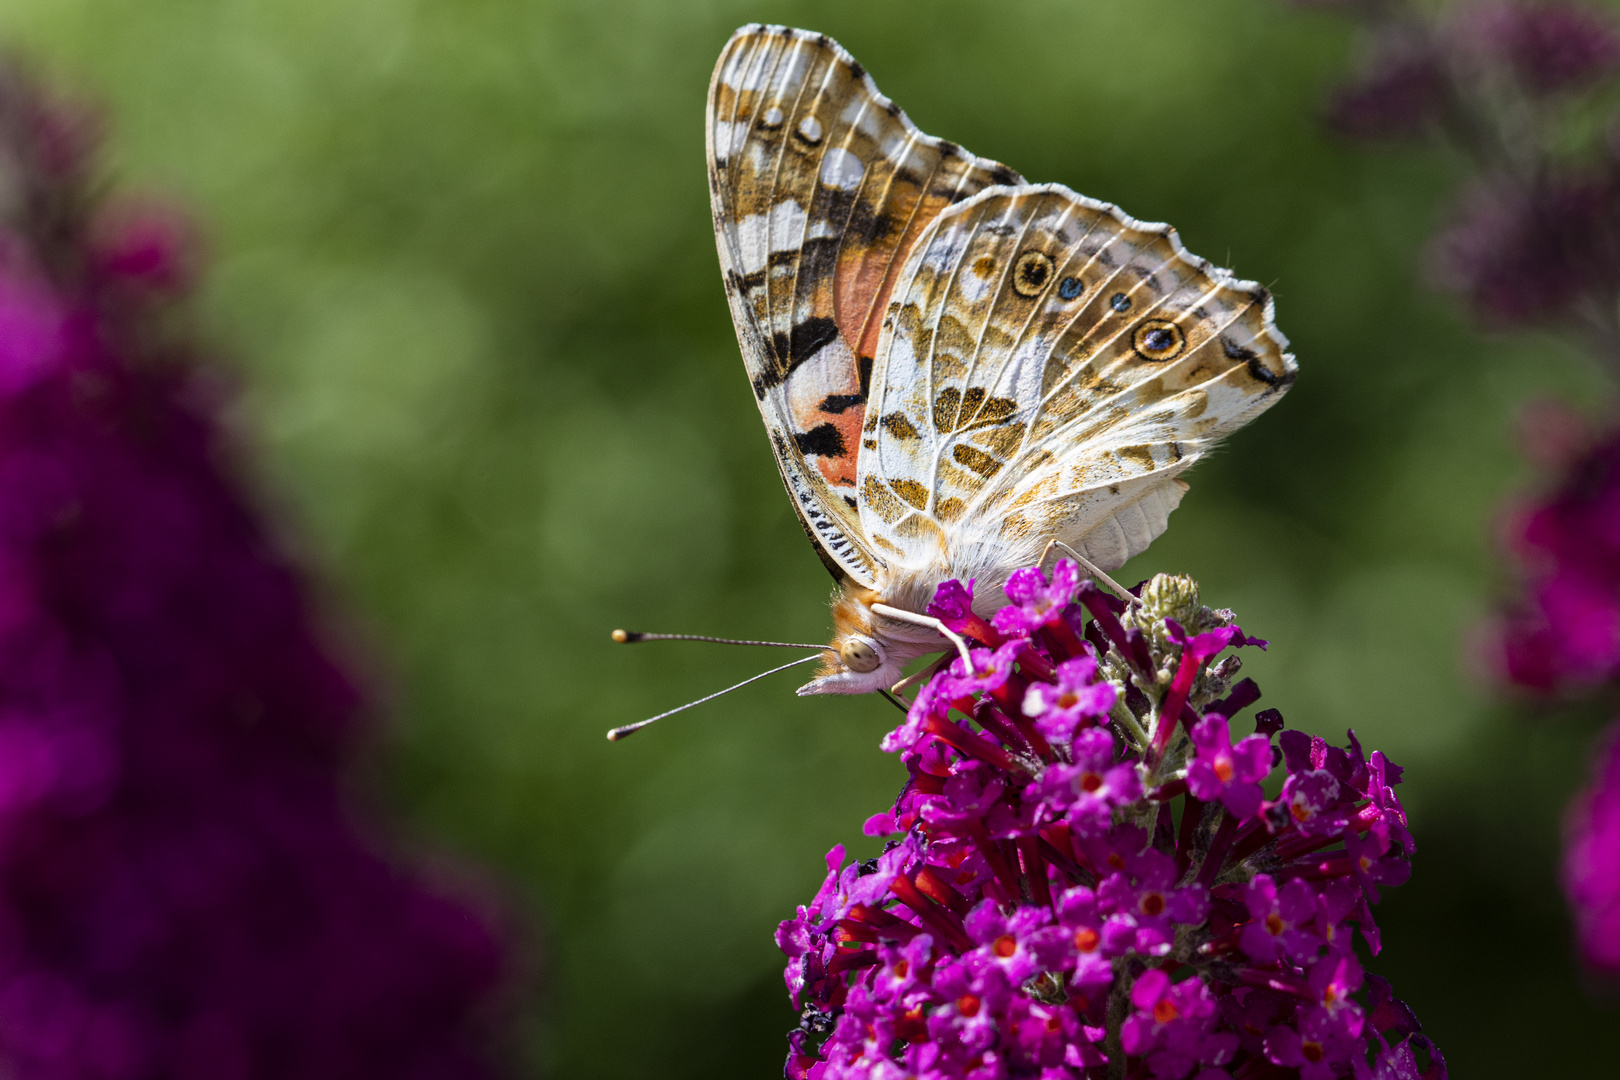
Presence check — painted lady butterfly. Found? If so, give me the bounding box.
[707,25,1295,697]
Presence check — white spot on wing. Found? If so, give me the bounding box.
[724,46,771,92]
[785,336,858,434]
[734,201,809,275]
[798,114,822,142]
[842,97,884,138]
[819,147,865,191]
[713,121,750,159]
[959,260,996,303]
[768,199,809,266]
[768,45,812,95]
[882,132,922,173]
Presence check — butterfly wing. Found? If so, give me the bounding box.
[706,25,1023,587]
[858,184,1296,574]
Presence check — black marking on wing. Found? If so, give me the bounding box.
[818,394,865,414]
[1220,334,1292,390]
[1220,336,1257,363]
[756,316,841,391]
[844,198,904,244]
[794,423,848,458]
[795,235,843,274]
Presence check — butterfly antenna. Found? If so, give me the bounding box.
[606,653,827,742]
[612,629,825,649]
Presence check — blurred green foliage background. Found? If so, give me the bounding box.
[0,0,1614,1075]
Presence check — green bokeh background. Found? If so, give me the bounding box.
[1,0,1615,1075]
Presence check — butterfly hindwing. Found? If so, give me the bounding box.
[707,25,1022,586]
[859,184,1296,572]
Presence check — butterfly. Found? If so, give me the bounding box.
[707,24,1295,697]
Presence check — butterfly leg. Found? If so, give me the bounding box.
[870,603,977,671]
[1039,540,1142,609]
[889,652,952,697]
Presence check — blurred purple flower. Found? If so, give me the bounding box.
[1565,721,1620,973]
[1489,424,1620,690]
[1326,42,1448,138]
[1429,176,1620,327]
[86,198,200,297]
[1299,0,1620,997]
[1461,2,1620,93]
[0,60,509,1079]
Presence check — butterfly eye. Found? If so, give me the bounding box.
[840,637,882,673]
[1012,250,1055,297]
[1132,319,1186,362]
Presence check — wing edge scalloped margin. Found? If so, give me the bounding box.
[708,24,1026,193]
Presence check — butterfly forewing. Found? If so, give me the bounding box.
[707,25,1022,586]
[859,184,1296,573]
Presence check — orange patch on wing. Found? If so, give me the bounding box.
[834,193,957,364]
[814,408,865,488]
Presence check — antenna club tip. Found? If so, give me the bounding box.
[606,729,623,741]
[611,629,631,643]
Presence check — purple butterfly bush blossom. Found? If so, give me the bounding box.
[1295,0,1620,977]
[778,563,1442,1080]
[0,60,508,1077]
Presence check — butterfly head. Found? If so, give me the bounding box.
[796,588,936,696]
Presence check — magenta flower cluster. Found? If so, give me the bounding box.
[0,61,507,1077]
[777,564,1442,1080]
